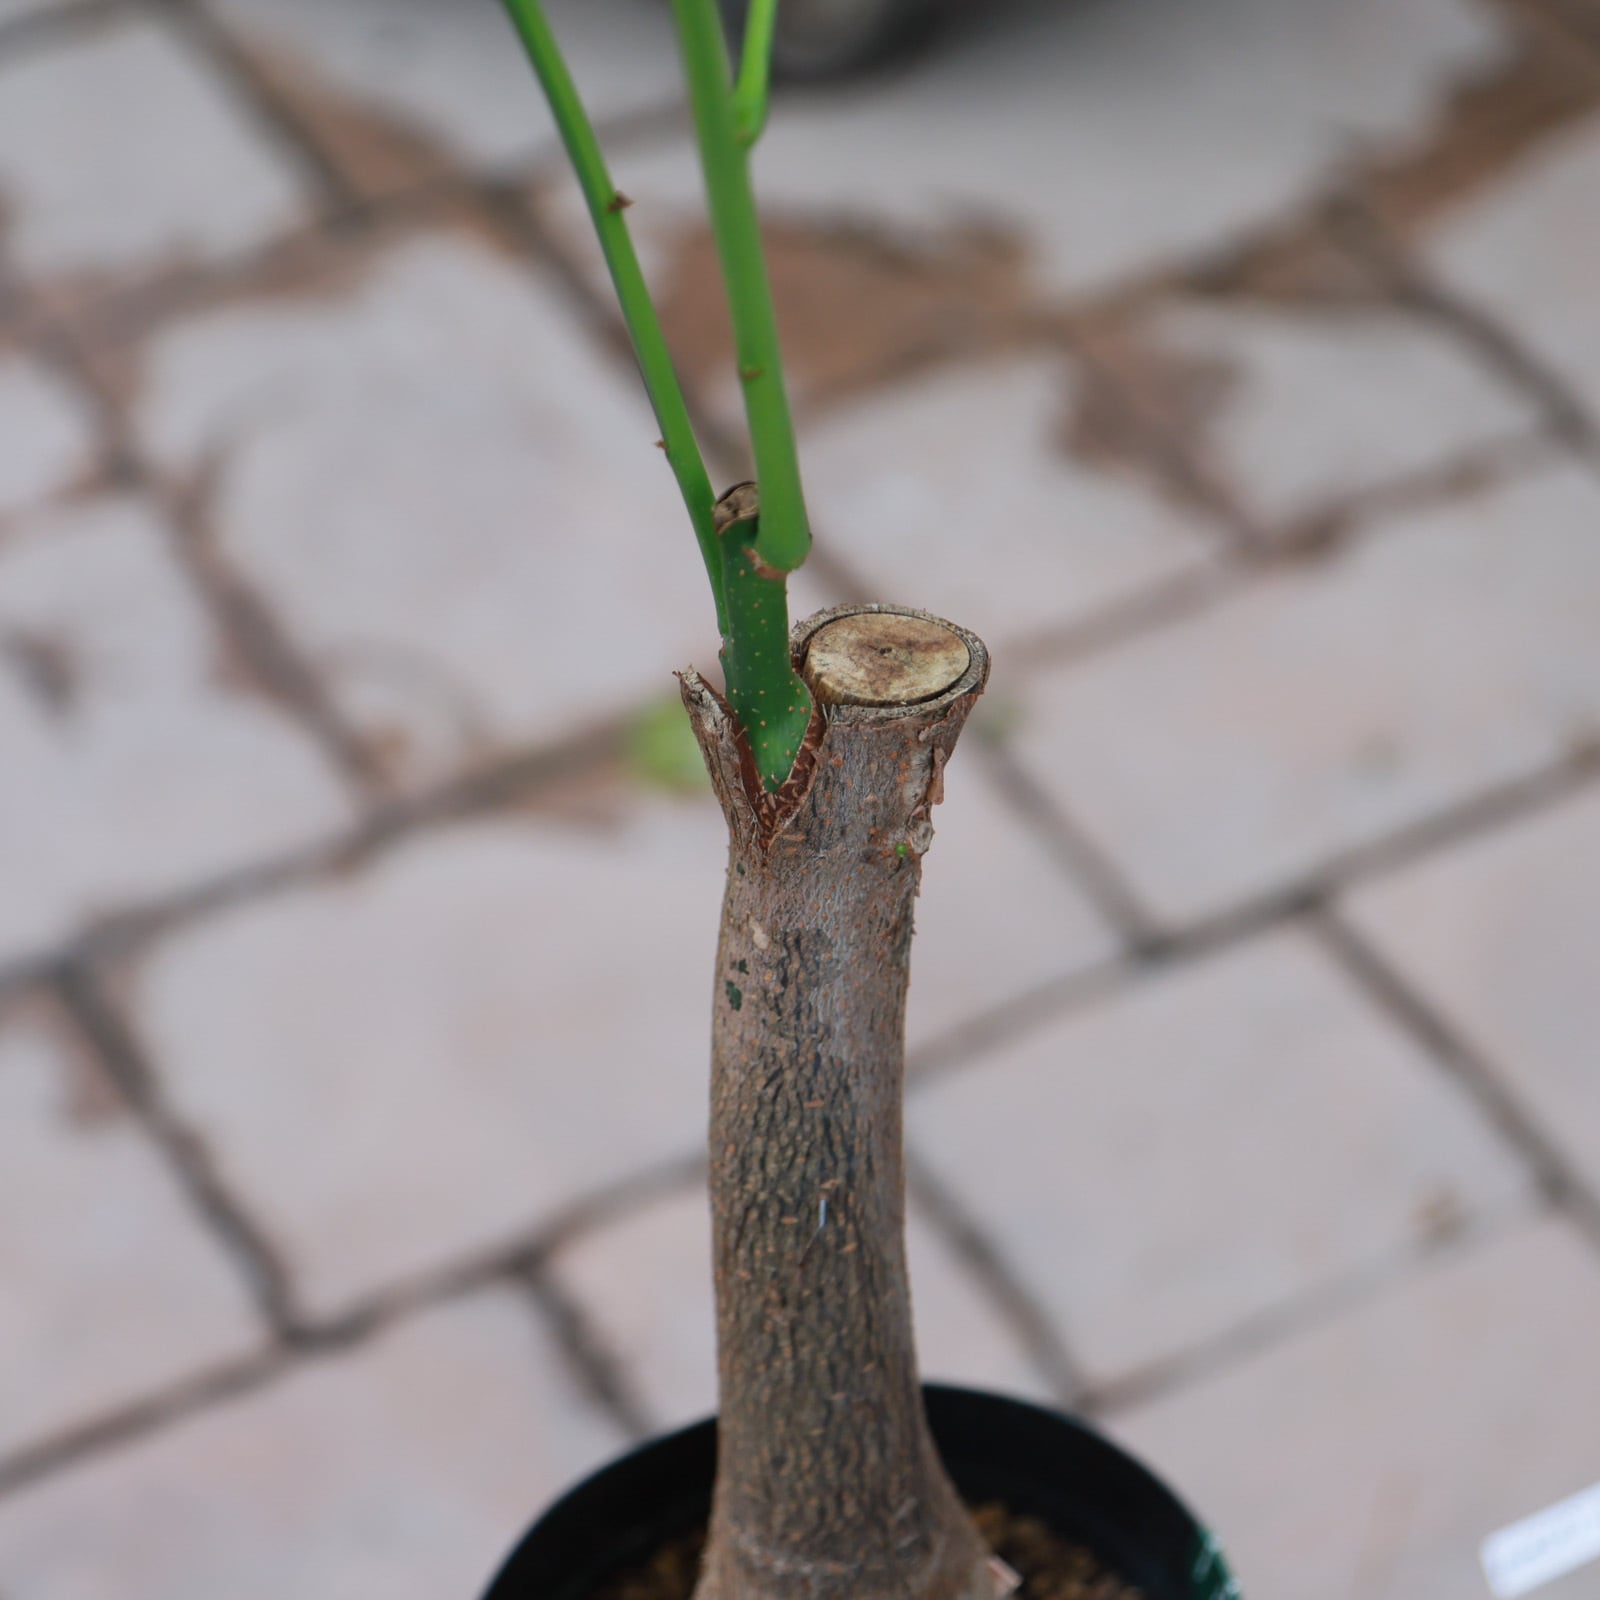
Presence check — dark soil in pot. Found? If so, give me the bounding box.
[483,1386,1238,1600]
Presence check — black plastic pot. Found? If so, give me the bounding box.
[482,1384,1238,1600]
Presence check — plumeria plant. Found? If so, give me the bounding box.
[489,6,1237,1600]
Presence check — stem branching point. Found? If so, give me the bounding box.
[670,0,811,576]
[502,0,815,790]
[733,0,779,145]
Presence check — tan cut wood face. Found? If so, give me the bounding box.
[803,613,972,707]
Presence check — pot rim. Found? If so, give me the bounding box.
[481,1383,1238,1600]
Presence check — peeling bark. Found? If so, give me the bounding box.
[681,604,996,1600]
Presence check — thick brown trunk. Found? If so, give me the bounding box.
[681,606,998,1600]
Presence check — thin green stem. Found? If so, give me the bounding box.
[669,0,811,576]
[732,0,778,146]
[714,488,813,791]
[504,0,814,790]
[500,0,727,633]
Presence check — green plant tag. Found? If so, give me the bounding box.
[1192,1530,1241,1599]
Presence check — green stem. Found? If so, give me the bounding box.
[669,0,811,576]
[715,494,812,792]
[732,0,778,146]
[500,0,727,633]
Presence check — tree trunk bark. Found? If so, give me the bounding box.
[681,605,999,1600]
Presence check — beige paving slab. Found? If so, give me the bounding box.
[0,1289,627,1600]
[908,930,1533,1387]
[0,349,99,521]
[797,357,1223,656]
[132,230,720,790]
[908,742,1119,1050]
[0,494,352,968]
[542,0,1503,297]
[1009,463,1600,926]
[0,12,308,286]
[1112,1217,1600,1600]
[547,1183,1058,1435]
[201,0,682,193]
[1344,787,1600,1200]
[0,995,261,1462]
[1143,298,1536,531]
[1426,113,1600,423]
[124,801,729,1320]
[0,0,77,23]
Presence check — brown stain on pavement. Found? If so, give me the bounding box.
[1182,9,1600,307]
[648,207,1240,513]
[1367,9,1600,235]
[0,628,84,720]
[636,5,1600,517]
[1072,1,1600,514]
[1063,320,1241,494]
[654,214,1040,412]
[228,35,458,199]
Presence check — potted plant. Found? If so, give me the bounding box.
[484,5,1239,1597]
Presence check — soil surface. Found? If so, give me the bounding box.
[590,1504,1143,1600]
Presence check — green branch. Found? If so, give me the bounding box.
[732,0,778,146]
[504,0,814,791]
[669,0,811,576]
[714,486,813,790]
[500,0,727,633]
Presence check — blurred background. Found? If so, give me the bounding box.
[2,0,1599,1595]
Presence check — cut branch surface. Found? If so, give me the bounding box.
[681,605,995,1600]
[804,612,973,708]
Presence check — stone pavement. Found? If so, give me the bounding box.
[2,1,1599,1596]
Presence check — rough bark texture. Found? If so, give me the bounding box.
[681,604,996,1600]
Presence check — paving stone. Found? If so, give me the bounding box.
[202,0,681,193]
[0,494,351,968]
[0,995,261,1461]
[1144,299,1536,531]
[1426,113,1600,422]
[0,13,307,286]
[907,750,1118,1050]
[908,930,1532,1388]
[0,1288,627,1600]
[547,1184,1057,1435]
[0,0,75,31]
[1111,1218,1600,1600]
[544,0,1502,296]
[1009,463,1600,926]
[125,802,730,1320]
[0,349,99,520]
[1344,788,1600,1202]
[796,358,1222,655]
[133,231,720,790]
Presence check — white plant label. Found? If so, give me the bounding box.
[1481,1481,1600,1598]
